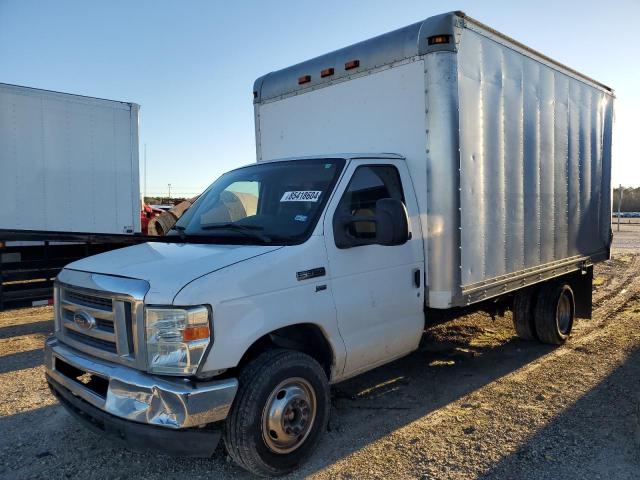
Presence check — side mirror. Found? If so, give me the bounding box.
[375,198,410,246]
[334,198,410,249]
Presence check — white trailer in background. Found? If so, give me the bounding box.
[0,83,140,235]
[0,83,142,309]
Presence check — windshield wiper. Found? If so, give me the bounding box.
[170,225,186,241]
[200,223,272,243]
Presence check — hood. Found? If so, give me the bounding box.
[65,242,282,304]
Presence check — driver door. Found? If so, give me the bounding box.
[323,159,424,378]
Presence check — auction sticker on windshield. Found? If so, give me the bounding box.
[280,191,322,202]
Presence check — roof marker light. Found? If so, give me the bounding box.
[321,67,334,78]
[298,75,311,85]
[428,35,451,45]
[344,59,360,70]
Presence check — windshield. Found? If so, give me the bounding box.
[173,158,346,245]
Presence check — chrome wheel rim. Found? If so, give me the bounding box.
[556,291,572,334]
[261,377,317,454]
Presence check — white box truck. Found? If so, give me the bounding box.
[0,83,142,309]
[44,11,613,476]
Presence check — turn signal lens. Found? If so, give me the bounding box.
[298,75,311,84]
[183,325,210,341]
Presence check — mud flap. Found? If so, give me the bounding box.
[572,266,593,320]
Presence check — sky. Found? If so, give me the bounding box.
[1,0,639,198]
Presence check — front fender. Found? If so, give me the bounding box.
[173,236,347,379]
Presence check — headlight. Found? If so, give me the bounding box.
[145,306,211,375]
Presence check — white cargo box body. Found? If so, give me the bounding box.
[0,83,140,235]
[254,11,614,308]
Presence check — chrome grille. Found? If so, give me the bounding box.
[65,329,118,354]
[65,290,113,311]
[57,285,137,365]
[63,310,115,334]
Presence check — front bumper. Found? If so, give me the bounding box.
[45,337,238,446]
[48,375,222,457]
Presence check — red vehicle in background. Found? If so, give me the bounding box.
[140,204,164,235]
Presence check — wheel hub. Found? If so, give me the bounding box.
[262,378,317,454]
[556,291,572,334]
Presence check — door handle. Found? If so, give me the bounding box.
[413,268,421,288]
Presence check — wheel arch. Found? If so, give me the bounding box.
[236,323,336,379]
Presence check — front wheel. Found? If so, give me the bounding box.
[223,349,330,477]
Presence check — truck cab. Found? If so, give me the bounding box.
[45,153,427,475]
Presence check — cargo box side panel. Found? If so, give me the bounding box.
[257,60,429,277]
[424,51,461,308]
[456,28,613,301]
[257,60,427,171]
[600,99,613,247]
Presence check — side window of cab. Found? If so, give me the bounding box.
[334,165,405,241]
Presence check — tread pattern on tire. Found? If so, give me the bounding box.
[513,288,537,341]
[223,349,329,477]
[535,282,574,345]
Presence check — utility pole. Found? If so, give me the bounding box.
[168,183,172,200]
[144,143,147,202]
[617,183,623,232]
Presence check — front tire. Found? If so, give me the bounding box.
[534,282,575,345]
[223,349,330,477]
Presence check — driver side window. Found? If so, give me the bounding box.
[335,165,405,240]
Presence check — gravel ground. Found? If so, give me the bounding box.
[611,223,640,251]
[1,229,639,479]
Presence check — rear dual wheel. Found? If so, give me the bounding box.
[512,288,538,341]
[535,283,575,345]
[512,282,575,345]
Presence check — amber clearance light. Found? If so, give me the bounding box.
[321,67,335,78]
[428,35,451,45]
[344,59,360,70]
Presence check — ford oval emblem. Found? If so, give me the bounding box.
[73,311,96,330]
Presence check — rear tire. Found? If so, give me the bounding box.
[223,349,330,477]
[512,288,538,341]
[534,282,575,345]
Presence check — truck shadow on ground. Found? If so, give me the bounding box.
[0,318,53,374]
[0,349,44,374]
[478,345,640,480]
[0,319,53,339]
[294,314,556,476]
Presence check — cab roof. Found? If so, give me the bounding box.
[256,153,405,163]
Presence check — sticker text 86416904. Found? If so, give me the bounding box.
[280,191,322,202]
